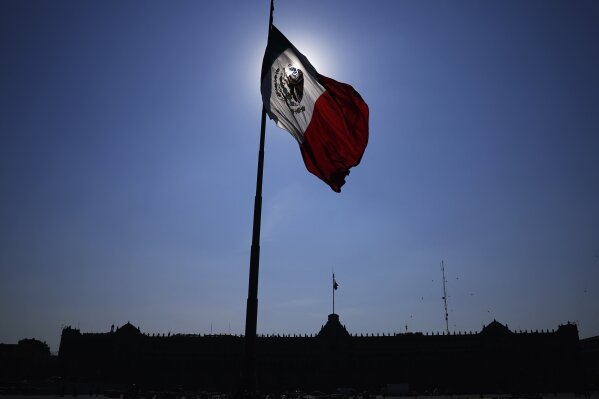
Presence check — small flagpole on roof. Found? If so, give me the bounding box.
[332,272,338,315]
[242,0,274,395]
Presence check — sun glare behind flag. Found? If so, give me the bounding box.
[261,26,369,192]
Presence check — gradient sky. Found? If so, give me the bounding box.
[1,0,598,353]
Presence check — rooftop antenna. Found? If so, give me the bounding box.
[441,260,450,334]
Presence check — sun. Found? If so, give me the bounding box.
[239,28,339,110]
[290,34,336,76]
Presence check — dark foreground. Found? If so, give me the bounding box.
[1,393,599,399]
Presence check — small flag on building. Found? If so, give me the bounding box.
[261,26,369,192]
[333,273,339,290]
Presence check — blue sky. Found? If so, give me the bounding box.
[1,0,598,352]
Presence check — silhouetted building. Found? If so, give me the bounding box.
[581,335,599,390]
[57,315,583,393]
[0,338,54,383]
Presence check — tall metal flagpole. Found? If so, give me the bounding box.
[243,0,273,394]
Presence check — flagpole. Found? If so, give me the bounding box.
[332,272,335,314]
[243,0,273,395]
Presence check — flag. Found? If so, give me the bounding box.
[333,273,339,290]
[261,26,369,192]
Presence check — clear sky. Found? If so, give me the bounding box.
[1,0,598,353]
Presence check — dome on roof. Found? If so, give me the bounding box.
[317,313,350,340]
[116,322,141,336]
[480,319,511,336]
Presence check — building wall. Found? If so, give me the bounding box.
[57,317,584,393]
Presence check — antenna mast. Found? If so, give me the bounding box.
[441,260,449,334]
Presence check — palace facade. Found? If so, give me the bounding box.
[57,314,584,394]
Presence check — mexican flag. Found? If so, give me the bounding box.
[261,26,369,192]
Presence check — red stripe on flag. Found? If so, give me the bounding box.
[300,75,369,192]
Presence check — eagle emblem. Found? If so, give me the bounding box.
[273,64,306,114]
